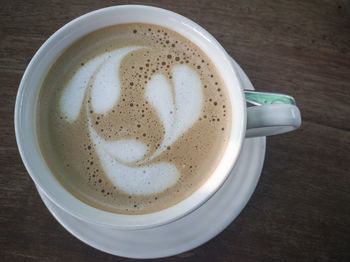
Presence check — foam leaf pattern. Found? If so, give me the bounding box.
[88,119,179,195]
[145,64,203,160]
[171,65,203,143]
[59,53,110,122]
[145,74,175,145]
[59,46,143,121]
[102,139,149,163]
[91,46,143,114]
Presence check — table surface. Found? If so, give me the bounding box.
[1,0,350,261]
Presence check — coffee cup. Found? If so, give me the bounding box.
[15,5,301,230]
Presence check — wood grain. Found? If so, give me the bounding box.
[1,0,349,261]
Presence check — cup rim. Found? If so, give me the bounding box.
[15,5,246,230]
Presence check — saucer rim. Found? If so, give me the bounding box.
[37,136,265,259]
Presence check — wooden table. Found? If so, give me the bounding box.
[1,0,349,261]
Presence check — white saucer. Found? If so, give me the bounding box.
[36,58,266,259]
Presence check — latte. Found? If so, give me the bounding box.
[37,23,231,214]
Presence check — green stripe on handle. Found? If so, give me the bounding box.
[244,90,296,106]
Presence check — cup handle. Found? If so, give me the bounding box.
[245,90,301,137]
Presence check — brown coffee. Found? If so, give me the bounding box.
[37,23,231,214]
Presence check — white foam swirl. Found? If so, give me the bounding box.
[60,46,204,195]
[145,65,203,160]
[88,119,179,195]
[145,74,175,143]
[59,46,142,121]
[101,139,149,163]
[91,46,143,114]
[59,53,109,122]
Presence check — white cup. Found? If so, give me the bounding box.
[15,5,301,230]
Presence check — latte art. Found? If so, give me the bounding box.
[59,45,204,195]
[37,24,231,214]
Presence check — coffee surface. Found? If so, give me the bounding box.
[37,23,231,214]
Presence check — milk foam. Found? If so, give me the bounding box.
[145,74,174,144]
[59,53,109,122]
[101,139,149,163]
[59,45,204,195]
[91,46,143,114]
[88,118,179,195]
[145,65,203,160]
[59,46,143,121]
